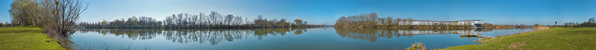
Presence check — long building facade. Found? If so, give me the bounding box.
[397,20,483,26]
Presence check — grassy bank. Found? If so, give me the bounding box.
[442,27,596,50]
[0,26,65,50]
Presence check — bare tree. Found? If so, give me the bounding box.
[199,13,204,25]
[589,17,595,23]
[192,15,198,26]
[226,14,234,25]
[45,0,89,34]
[209,11,219,25]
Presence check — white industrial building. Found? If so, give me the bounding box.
[398,20,483,25]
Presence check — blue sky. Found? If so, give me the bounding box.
[1,0,596,25]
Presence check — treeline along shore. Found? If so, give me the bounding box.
[80,11,333,29]
[334,12,532,29]
[83,25,331,29]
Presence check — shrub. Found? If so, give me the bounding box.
[406,42,427,50]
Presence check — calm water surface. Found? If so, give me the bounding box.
[70,28,532,50]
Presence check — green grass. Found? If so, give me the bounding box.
[0,25,43,33]
[0,26,66,50]
[442,27,596,50]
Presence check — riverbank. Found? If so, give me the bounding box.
[0,26,65,50]
[442,27,596,50]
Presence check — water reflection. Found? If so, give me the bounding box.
[76,27,531,44]
[72,27,533,50]
[334,28,531,42]
[335,28,482,42]
[76,28,308,45]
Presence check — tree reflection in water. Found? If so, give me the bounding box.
[334,28,481,42]
[76,28,307,45]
